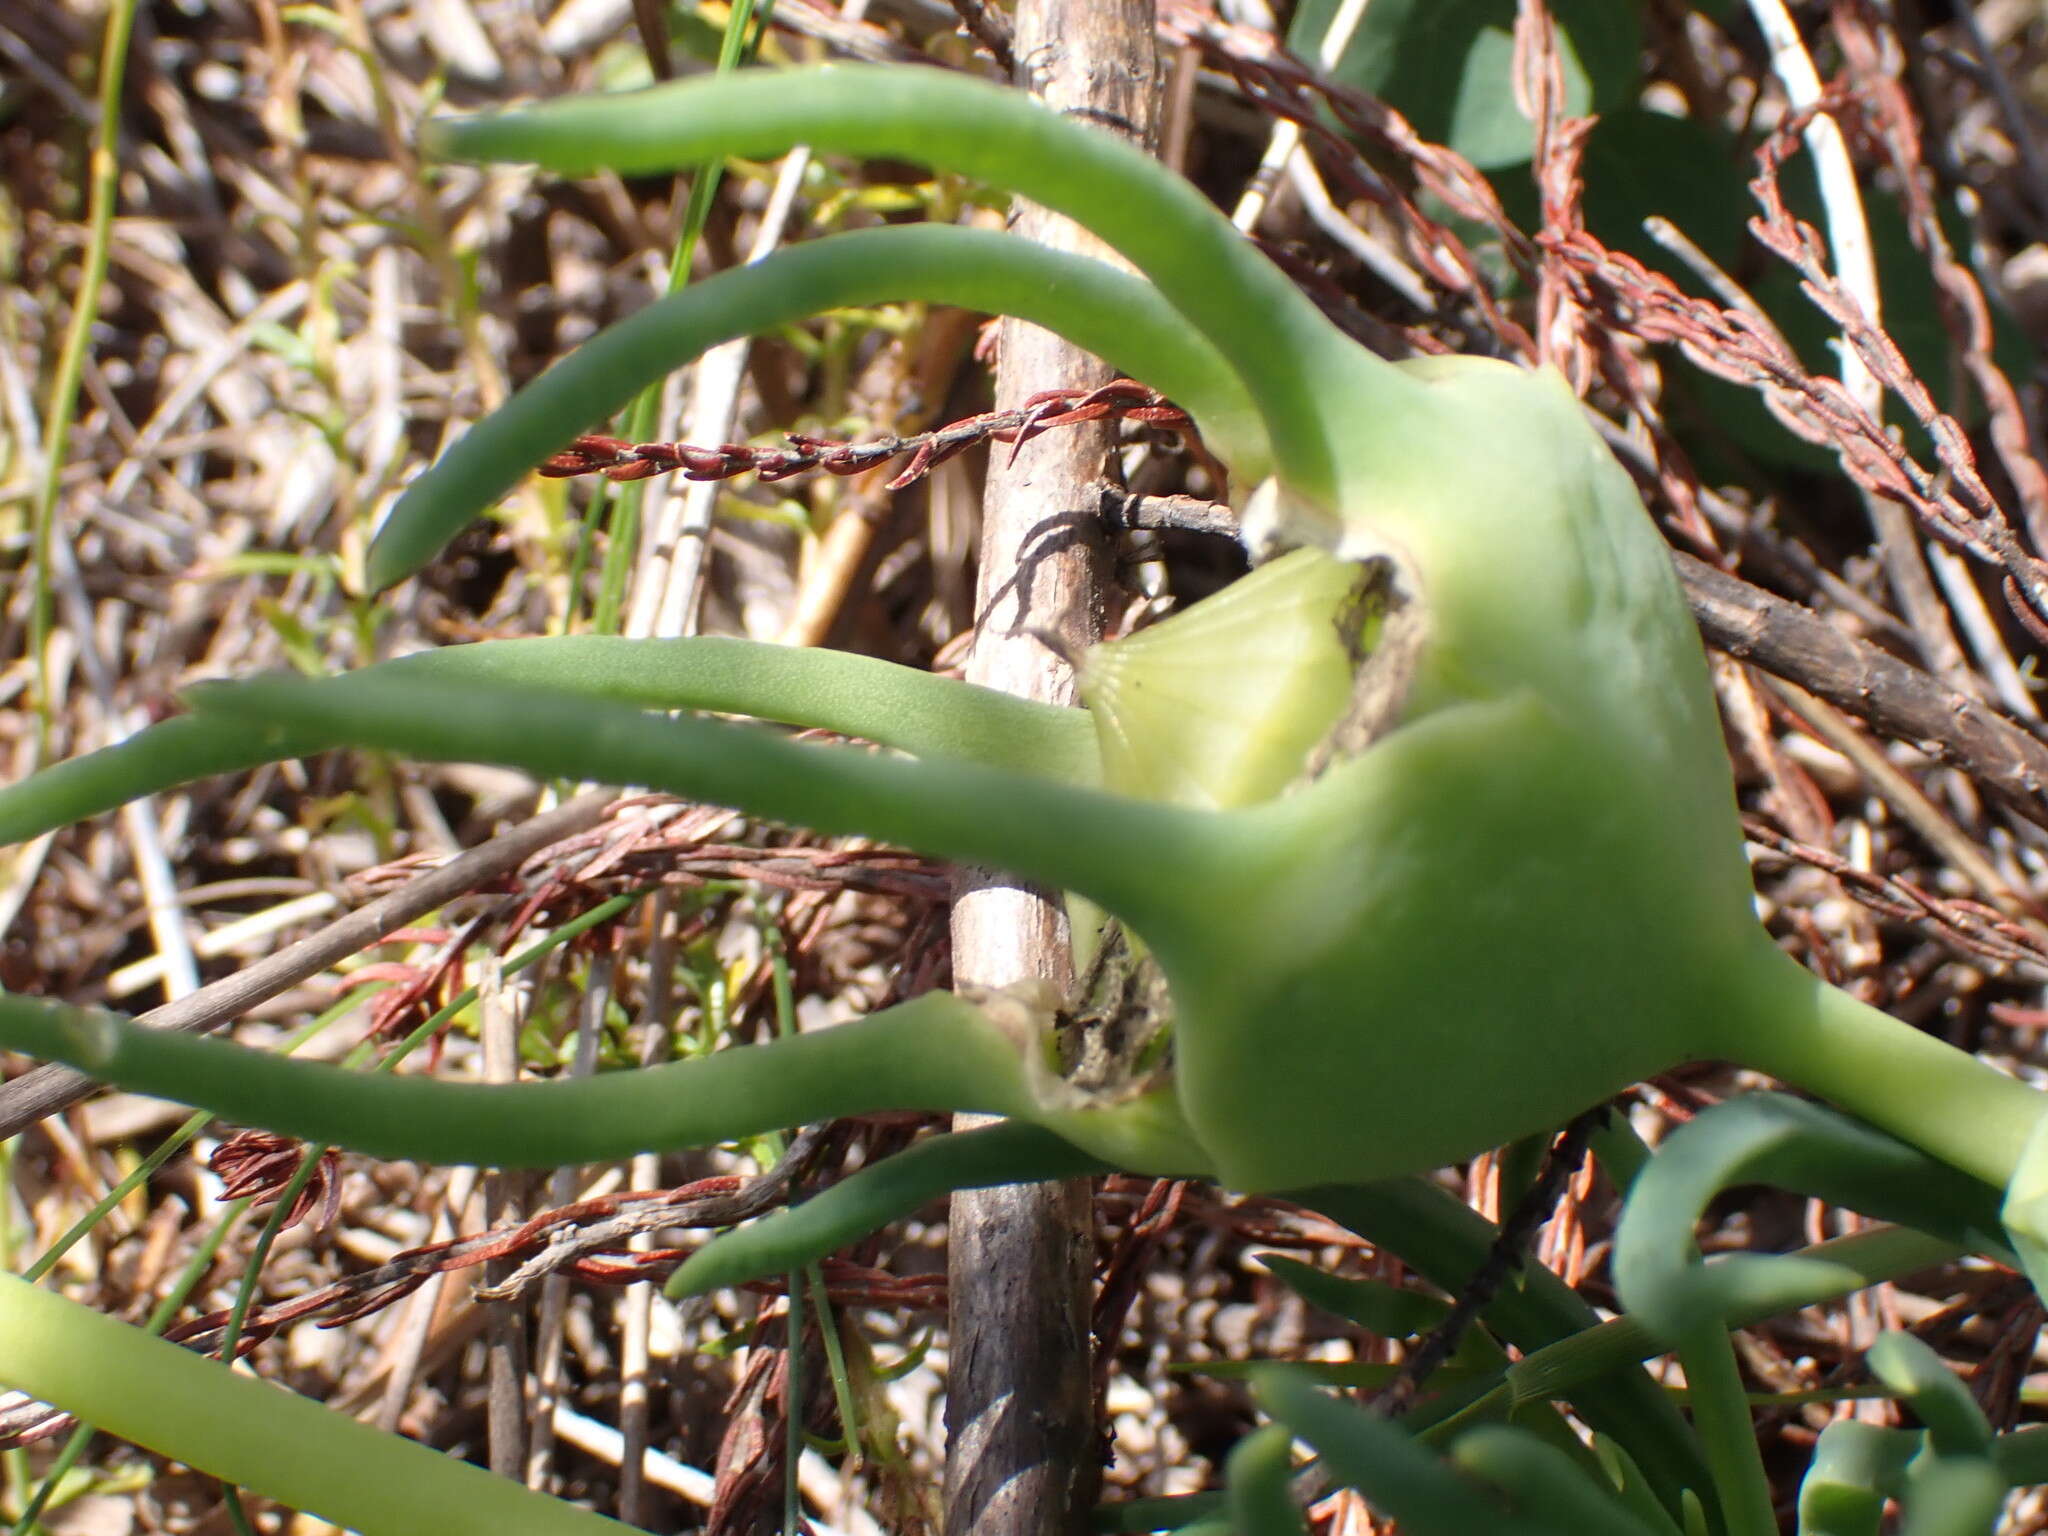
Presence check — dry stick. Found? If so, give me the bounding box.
[767,0,919,64]
[1948,4,2048,242]
[779,306,984,649]
[1761,676,2030,921]
[0,789,617,1140]
[1740,819,2048,980]
[1928,542,2042,724]
[1373,1108,1607,1420]
[625,137,813,641]
[0,1144,835,1453]
[480,958,532,1479]
[1278,1112,1609,1514]
[524,952,613,1492]
[944,6,1156,1534]
[373,1167,479,1434]
[43,535,201,1007]
[1228,0,1368,234]
[946,0,1015,71]
[616,908,679,1527]
[1674,552,2048,832]
[1746,0,1972,696]
[609,26,851,1500]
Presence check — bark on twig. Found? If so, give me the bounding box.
[1677,552,2048,830]
[945,5,1156,1533]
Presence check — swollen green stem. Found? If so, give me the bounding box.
[6,61,2042,1211]
[3,61,2046,1529]
[1720,939,2046,1191]
[62,68,2031,1209]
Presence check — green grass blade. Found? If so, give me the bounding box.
[1586,1436,1688,1536]
[1255,1367,1555,1536]
[1298,1180,1713,1522]
[589,0,769,636]
[1992,1425,2048,1487]
[29,0,138,744]
[1253,1252,1452,1338]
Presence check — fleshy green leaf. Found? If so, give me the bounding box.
[1253,1252,1449,1338]
[1797,1420,1917,1536]
[1865,1333,1992,1461]
[366,221,1264,588]
[0,633,1099,847]
[670,1122,1112,1297]
[1614,1094,2008,1345]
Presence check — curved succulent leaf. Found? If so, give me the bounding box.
[0,1272,623,1536]
[1223,1424,1309,1536]
[1798,1420,1916,1536]
[1449,1426,1668,1536]
[0,989,1056,1168]
[1614,1094,2009,1344]
[367,220,1263,587]
[1866,1332,1992,1460]
[417,65,1365,516]
[0,634,1100,847]
[1896,1458,2006,1536]
[669,1120,1112,1298]
[180,669,1219,933]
